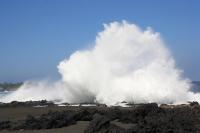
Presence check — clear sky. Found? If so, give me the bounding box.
[0,0,200,82]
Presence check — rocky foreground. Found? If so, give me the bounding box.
[0,101,200,133]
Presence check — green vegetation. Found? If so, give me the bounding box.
[0,82,23,91]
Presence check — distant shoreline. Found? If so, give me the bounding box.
[0,82,23,91]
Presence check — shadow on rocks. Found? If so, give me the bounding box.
[84,113,126,133]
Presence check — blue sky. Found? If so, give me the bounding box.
[0,0,200,82]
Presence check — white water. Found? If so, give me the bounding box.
[1,21,200,105]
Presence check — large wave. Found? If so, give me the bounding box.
[1,21,200,105]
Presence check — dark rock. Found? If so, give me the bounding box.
[39,111,76,129]
[75,109,94,121]
[23,115,41,129]
[121,101,127,103]
[0,100,55,107]
[16,111,77,130]
[1,102,200,132]
[0,121,11,129]
[84,113,110,133]
[189,101,199,106]
[97,103,107,107]
[84,114,127,133]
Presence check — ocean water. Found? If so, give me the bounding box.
[0,82,200,102]
[0,91,13,99]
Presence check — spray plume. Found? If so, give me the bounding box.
[1,21,200,105]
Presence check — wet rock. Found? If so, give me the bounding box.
[16,111,77,130]
[75,109,94,121]
[84,114,110,133]
[96,103,107,107]
[40,111,77,129]
[23,115,41,129]
[85,114,127,133]
[0,100,55,107]
[118,103,159,124]
[189,101,199,106]
[0,121,11,129]
[1,102,200,132]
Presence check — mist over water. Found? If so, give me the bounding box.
[1,21,200,105]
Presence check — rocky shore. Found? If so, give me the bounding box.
[0,101,200,133]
